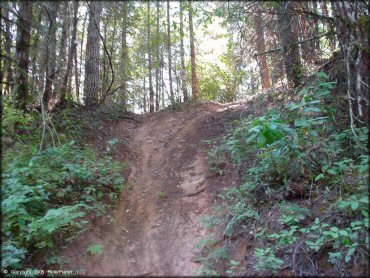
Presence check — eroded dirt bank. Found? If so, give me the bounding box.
[62,102,245,276]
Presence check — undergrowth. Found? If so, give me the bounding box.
[1,100,126,271]
[200,72,369,276]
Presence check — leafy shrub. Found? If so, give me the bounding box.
[202,72,369,275]
[1,140,125,269]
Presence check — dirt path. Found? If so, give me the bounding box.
[63,102,234,276]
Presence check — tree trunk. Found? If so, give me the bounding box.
[120,1,128,109]
[143,53,147,113]
[180,2,188,102]
[74,44,79,103]
[160,45,165,108]
[15,1,33,111]
[155,0,160,111]
[43,2,59,108]
[277,1,302,87]
[147,1,155,113]
[55,2,69,96]
[84,1,102,106]
[167,0,174,103]
[101,24,108,98]
[78,13,88,102]
[332,1,369,126]
[3,3,13,95]
[253,10,270,91]
[60,0,79,104]
[189,0,197,100]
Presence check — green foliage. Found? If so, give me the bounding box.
[1,243,27,269]
[254,248,284,273]
[87,244,104,255]
[201,73,369,275]
[1,106,126,270]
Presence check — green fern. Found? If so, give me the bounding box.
[28,204,85,234]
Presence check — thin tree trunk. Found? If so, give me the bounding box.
[167,0,174,103]
[155,0,160,111]
[277,1,302,87]
[143,53,147,113]
[15,1,33,111]
[55,2,69,96]
[43,2,59,108]
[30,7,43,100]
[180,2,188,102]
[160,45,165,108]
[78,12,88,100]
[4,3,13,95]
[60,0,79,104]
[74,42,80,103]
[254,10,270,91]
[147,1,154,113]
[84,1,102,106]
[102,24,107,98]
[189,0,197,100]
[120,1,128,109]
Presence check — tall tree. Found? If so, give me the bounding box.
[120,2,128,109]
[60,0,79,104]
[277,1,302,87]
[155,0,160,111]
[167,0,174,103]
[253,9,270,91]
[84,1,102,106]
[14,1,33,111]
[43,2,59,107]
[55,2,70,96]
[332,1,369,126]
[188,0,197,100]
[147,1,155,113]
[180,2,188,102]
[3,2,13,95]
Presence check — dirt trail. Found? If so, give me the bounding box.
[63,102,238,276]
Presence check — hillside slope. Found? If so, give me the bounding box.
[62,102,246,276]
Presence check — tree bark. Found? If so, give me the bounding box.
[15,1,33,111]
[43,2,59,108]
[120,1,128,109]
[147,1,155,113]
[60,0,79,104]
[166,0,174,103]
[253,10,270,91]
[55,2,69,96]
[84,1,102,106]
[155,0,160,111]
[160,45,165,108]
[277,1,302,87]
[189,0,197,100]
[3,3,13,95]
[332,1,369,126]
[180,2,188,102]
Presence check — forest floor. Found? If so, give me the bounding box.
[62,101,251,276]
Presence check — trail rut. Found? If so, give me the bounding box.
[63,102,229,276]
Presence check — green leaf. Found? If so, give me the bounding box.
[315,174,324,181]
[326,169,337,175]
[304,107,321,113]
[87,244,103,255]
[350,201,359,211]
[294,118,309,127]
[345,247,355,263]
